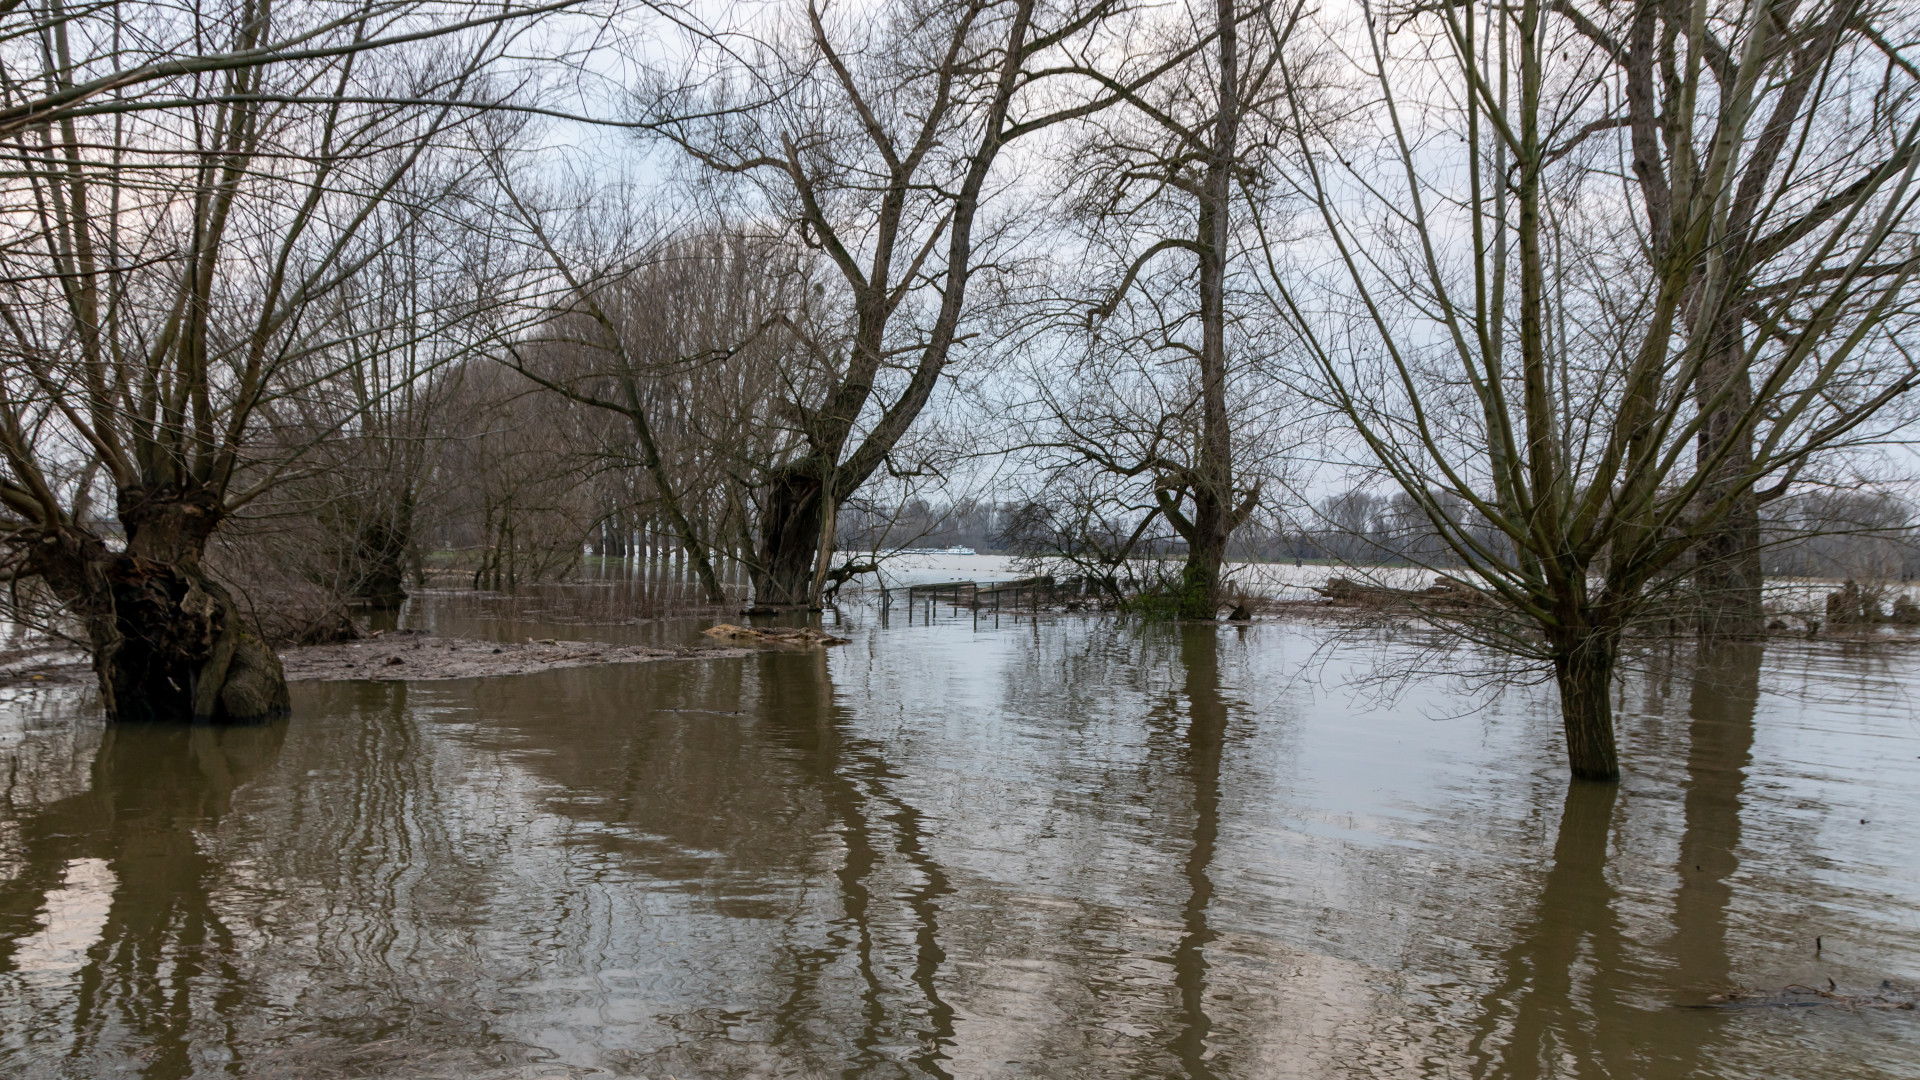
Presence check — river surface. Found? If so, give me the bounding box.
[1,589,1917,1078]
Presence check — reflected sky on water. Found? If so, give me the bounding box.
[1,599,1917,1078]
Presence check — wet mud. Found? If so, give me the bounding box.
[0,632,759,688]
[279,629,753,681]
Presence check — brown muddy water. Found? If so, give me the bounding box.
[1,588,1917,1078]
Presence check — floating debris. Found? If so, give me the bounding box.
[1695,983,1918,1011]
[1311,575,1494,609]
[703,623,851,646]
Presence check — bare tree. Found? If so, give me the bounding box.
[1762,489,1918,587]
[1539,0,1920,638]
[0,0,562,720]
[1048,0,1312,618]
[428,361,608,590]
[1262,0,1920,779]
[999,479,1173,602]
[488,196,801,603]
[0,0,588,140]
[640,0,1163,608]
[248,185,512,611]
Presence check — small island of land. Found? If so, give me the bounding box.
[0,631,767,689]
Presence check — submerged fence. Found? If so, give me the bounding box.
[879,576,1097,624]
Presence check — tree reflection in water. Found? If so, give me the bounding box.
[1673,645,1758,990]
[1170,624,1230,1080]
[0,614,1908,1078]
[755,647,958,1078]
[1468,643,1758,1078]
[1468,779,1628,1077]
[469,648,960,1078]
[0,719,285,1080]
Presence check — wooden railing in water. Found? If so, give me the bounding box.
[880,575,1094,622]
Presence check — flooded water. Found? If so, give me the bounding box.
[1,595,1918,1078]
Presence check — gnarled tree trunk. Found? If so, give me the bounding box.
[752,466,827,610]
[350,492,415,610]
[1173,497,1230,620]
[24,487,289,724]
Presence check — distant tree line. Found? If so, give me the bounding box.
[828,488,1920,587]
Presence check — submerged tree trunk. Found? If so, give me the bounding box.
[1550,626,1621,782]
[1176,500,1230,620]
[25,489,289,724]
[753,465,828,610]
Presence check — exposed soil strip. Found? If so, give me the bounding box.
[0,633,763,688]
[280,631,754,682]
[703,623,850,645]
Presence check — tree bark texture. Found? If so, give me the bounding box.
[24,488,289,723]
[350,493,414,609]
[1550,627,1621,781]
[1692,325,1765,639]
[752,467,828,609]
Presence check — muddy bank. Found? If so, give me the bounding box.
[0,632,765,689]
[281,630,755,682]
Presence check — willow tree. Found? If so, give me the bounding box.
[488,185,797,605]
[1541,0,1920,639]
[642,0,1172,608]
[0,0,569,720]
[1264,0,1920,779]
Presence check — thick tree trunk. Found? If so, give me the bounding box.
[753,465,827,610]
[26,490,289,724]
[350,494,413,609]
[1550,628,1621,781]
[1692,494,1764,640]
[1693,325,1765,640]
[1177,507,1228,621]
